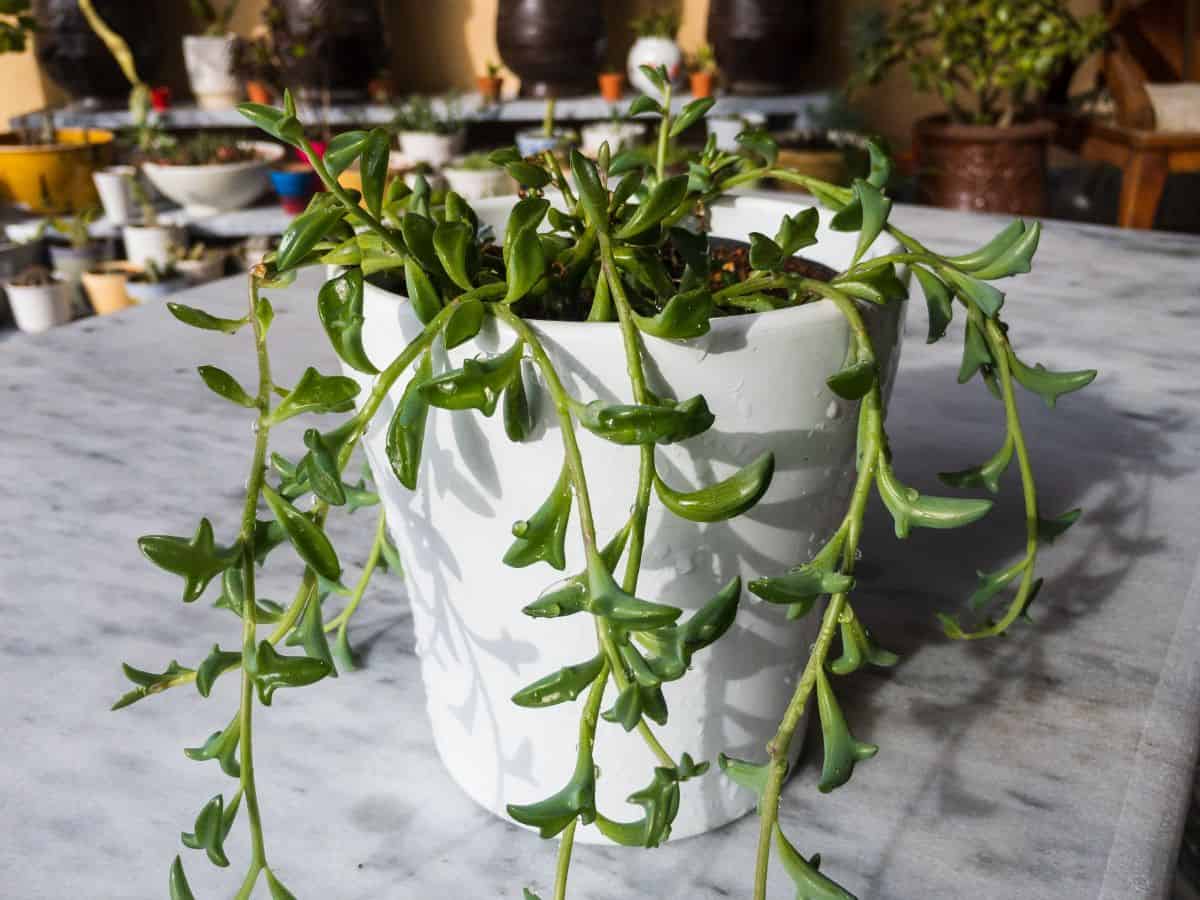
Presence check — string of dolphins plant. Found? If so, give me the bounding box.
[116,66,1095,900]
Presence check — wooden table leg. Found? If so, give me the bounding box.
[1118,150,1169,229]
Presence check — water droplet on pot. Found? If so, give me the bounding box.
[826,400,842,419]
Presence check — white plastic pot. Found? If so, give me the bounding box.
[182,34,240,109]
[397,131,464,169]
[628,36,684,95]
[5,277,71,333]
[343,194,905,843]
[580,122,646,156]
[122,225,181,270]
[92,165,139,225]
[125,276,187,304]
[141,142,284,217]
[442,164,515,201]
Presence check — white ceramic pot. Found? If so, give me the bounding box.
[182,34,240,109]
[442,163,515,201]
[0,240,42,323]
[343,194,905,843]
[122,225,182,270]
[125,276,187,304]
[707,111,768,153]
[141,142,284,217]
[397,131,464,169]
[580,121,646,156]
[92,165,139,225]
[628,36,684,95]
[515,129,573,159]
[5,277,71,333]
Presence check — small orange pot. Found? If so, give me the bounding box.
[597,72,624,103]
[690,71,714,99]
[245,80,273,105]
[80,261,135,315]
[477,75,503,103]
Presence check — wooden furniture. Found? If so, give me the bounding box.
[1058,0,1200,228]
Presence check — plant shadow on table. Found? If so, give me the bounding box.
[778,360,1193,894]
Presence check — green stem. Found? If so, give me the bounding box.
[552,821,578,900]
[656,81,673,182]
[325,508,387,634]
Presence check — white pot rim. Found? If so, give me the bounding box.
[183,33,236,43]
[365,194,902,338]
[142,141,284,175]
[5,273,65,289]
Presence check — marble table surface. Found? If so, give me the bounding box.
[2,205,1199,899]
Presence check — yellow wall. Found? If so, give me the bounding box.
[2,0,1102,147]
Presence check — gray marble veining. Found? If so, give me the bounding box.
[1,205,1199,899]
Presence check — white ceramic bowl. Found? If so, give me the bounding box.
[442,162,515,201]
[141,142,284,216]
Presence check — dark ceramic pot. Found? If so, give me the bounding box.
[707,0,814,95]
[33,0,164,103]
[269,0,387,101]
[496,0,605,98]
[913,116,1055,216]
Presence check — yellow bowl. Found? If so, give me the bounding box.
[0,128,115,213]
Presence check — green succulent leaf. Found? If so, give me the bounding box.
[628,94,662,118]
[301,428,346,506]
[654,452,774,522]
[601,681,644,732]
[876,460,993,539]
[505,160,552,188]
[1008,351,1097,407]
[635,576,742,681]
[276,206,346,272]
[253,640,331,706]
[386,353,433,491]
[181,793,230,867]
[261,484,342,580]
[775,208,820,256]
[633,288,712,339]
[966,558,1029,611]
[399,212,438,271]
[236,102,301,144]
[834,263,908,305]
[670,97,716,137]
[749,565,854,614]
[507,752,596,838]
[138,518,240,603]
[775,826,857,900]
[957,315,994,384]
[443,297,485,349]
[265,870,299,900]
[826,359,876,401]
[422,341,524,416]
[503,363,533,442]
[318,268,378,375]
[947,219,1027,270]
[504,466,572,570]
[595,760,700,848]
[615,174,689,239]
[505,197,551,259]
[586,557,681,630]
[912,266,954,344]
[939,266,1005,317]
[816,666,877,792]
[512,654,604,708]
[197,365,255,408]
[718,753,777,808]
[504,225,546,303]
[748,232,784,271]
[267,367,360,425]
[829,612,899,676]
[609,148,647,175]
[522,576,589,619]
[433,220,477,291]
[736,128,779,166]
[577,394,714,445]
[168,856,197,900]
[321,129,369,177]
[167,302,246,334]
[111,659,195,710]
[971,221,1041,280]
[402,256,442,325]
[938,434,1014,494]
[298,588,336,675]
[1039,508,1082,543]
[359,127,391,219]
[195,645,241,698]
[184,719,241,777]
[865,138,892,189]
[849,179,892,265]
[571,149,610,235]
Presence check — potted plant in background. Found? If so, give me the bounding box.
[627,7,682,95]
[3,265,70,333]
[598,64,625,103]
[124,259,187,304]
[80,259,133,315]
[172,242,227,286]
[122,75,1096,900]
[707,108,766,152]
[516,96,576,157]
[92,164,141,225]
[41,206,103,311]
[122,177,181,270]
[477,60,505,104]
[688,43,718,98]
[0,127,114,213]
[392,95,466,169]
[854,0,1107,215]
[140,133,284,216]
[441,151,515,201]
[234,29,281,105]
[182,0,241,110]
[580,114,646,156]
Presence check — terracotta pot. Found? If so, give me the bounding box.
[597,72,624,103]
[81,261,135,316]
[245,80,274,105]
[477,75,503,103]
[913,116,1055,216]
[496,0,605,98]
[690,71,714,99]
[707,0,814,95]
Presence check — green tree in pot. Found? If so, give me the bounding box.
[119,70,1095,900]
[854,0,1108,216]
